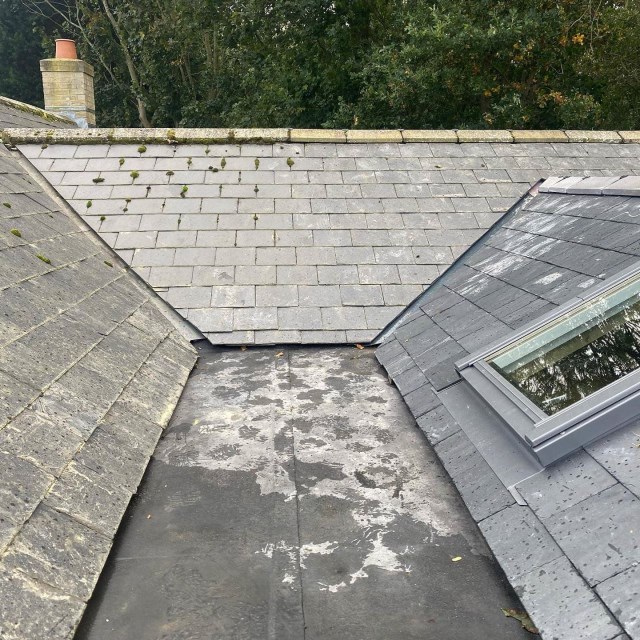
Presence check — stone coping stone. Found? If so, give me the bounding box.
[3,127,638,145]
[540,175,640,196]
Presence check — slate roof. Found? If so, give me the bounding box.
[14,137,640,345]
[0,97,75,130]
[0,141,197,638]
[376,176,640,640]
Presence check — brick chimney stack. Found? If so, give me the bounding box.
[40,39,95,128]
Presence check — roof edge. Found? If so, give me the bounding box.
[0,95,76,127]
[2,127,639,145]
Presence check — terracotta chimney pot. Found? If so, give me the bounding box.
[55,39,78,60]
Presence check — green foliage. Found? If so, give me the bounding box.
[36,254,51,264]
[0,0,52,107]
[14,0,640,129]
[10,228,21,237]
[130,170,139,180]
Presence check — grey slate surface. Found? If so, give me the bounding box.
[0,98,75,129]
[20,141,640,344]
[376,184,640,640]
[0,143,197,639]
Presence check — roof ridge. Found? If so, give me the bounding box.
[2,127,639,145]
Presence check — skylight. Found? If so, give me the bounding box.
[457,263,640,465]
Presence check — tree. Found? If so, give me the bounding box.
[14,0,640,130]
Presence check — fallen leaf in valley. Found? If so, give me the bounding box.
[355,344,365,350]
[451,556,462,562]
[276,352,284,357]
[502,608,539,634]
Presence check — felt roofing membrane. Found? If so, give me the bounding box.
[0,101,197,639]
[376,176,640,640]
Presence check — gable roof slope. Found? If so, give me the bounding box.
[376,176,640,640]
[0,141,196,639]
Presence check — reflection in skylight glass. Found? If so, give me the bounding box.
[488,276,640,415]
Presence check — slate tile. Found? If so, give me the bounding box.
[3,504,111,600]
[100,402,163,455]
[544,484,640,585]
[392,365,428,395]
[517,450,618,519]
[0,408,85,476]
[0,566,84,640]
[0,370,40,429]
[587,421,640,498]
[435,430,515,521]
[44,460,133,537]
[415,404,460,445]
[0,452,53,547]
[514,557,622,640]
[479,504,563,581]
[402,383,439,418]
[596,564,640,640]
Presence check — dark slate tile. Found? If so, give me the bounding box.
[382,350,414,377]
[393,313,435,342]
[374,336,404,365]
[423,355,463,391]
[516,450,618,519]
[401,322,450,358]
[596,564,640,640]
[513,556,622,640]
[393,365,429,395]
[605,198,640,225]
[2,504,111,601]
[479,504,563,581]
[418,286,464,316]
[0,370,40,430]
[544,484,640,586]
[433,300,492,340]
[0,452,53,551]
[456,319,509,353]
[154,335,197,373]
[0,566,84,640]
[502,298,556,329]
[0,408,85,477]
[413,335,467,373]
[100,402,163,456]
[402,383,439,418]
[415,404,461,445]
[44,460,133,537]
[586,422,640,498]
[434,430,515,521]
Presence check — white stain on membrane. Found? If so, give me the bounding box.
[158,350,477,594]
[157,353,297,501]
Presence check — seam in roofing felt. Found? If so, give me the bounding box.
[369,182,542,345]
[1,127,639,145]
[0,96,76,126]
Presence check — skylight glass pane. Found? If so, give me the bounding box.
[488,275,640,414]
